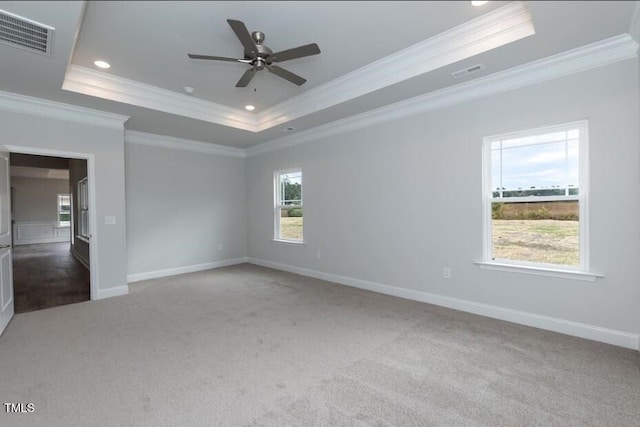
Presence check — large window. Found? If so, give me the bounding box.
[483,121,588,270]
[274,169,303,242]
[78,177,90,240]
[57,194,71,226]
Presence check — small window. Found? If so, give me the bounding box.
[78,177,89,239]
[57,194,71,226]
[274,169,303,242]
[483,121,588,270]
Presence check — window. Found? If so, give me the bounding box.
[57,194,71,226]
[274,169,303,242]
[483,121,588,270]
[78,177,89,239]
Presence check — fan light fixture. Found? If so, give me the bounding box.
[94,60,111,69]
[188,19,321,88]
[245,105,256,111]
[471,1,488,6]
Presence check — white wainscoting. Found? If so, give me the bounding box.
[13,222,71,245]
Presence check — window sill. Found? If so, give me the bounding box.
[475,261,603,282]
[76,235,90,243]
[272,239,305,246]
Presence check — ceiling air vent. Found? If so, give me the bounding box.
[0,9,54,57]
[451,64,485,79]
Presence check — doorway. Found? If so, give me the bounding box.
[9,153,90,313]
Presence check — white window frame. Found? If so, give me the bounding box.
[57,193,71,227]
[481,120,592,277]
[78,177,90,241]
[274,168,303,243]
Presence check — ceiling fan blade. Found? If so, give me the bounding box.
[227,19,258,58]
[266,65,306,86]
[270,43,321,63]
[236,67,257,87]
[188,54,252,63]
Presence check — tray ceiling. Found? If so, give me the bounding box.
[0,1,636,148]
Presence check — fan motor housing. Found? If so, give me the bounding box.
[245,44,272,59]
[245,31,273,62]
[244,44,273,59]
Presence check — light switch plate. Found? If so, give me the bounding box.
[105,216,116,225]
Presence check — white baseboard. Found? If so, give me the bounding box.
[96,285,129,300]
[127,257,249,283]
[247,257,639,350]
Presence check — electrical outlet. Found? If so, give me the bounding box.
[218,244,223,251]
[443,267,451,279]
[316,251,321,259]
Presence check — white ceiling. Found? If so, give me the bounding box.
[71,1,509,110]
[0,1,637,148]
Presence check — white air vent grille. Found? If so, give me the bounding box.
[451,64,485,79]
[0,9,54,56]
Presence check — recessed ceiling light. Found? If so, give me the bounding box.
[471,1,488,6]
[94,60,111,69]
[245,105,256,111]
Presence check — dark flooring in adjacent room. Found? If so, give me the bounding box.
[12,242,90,313]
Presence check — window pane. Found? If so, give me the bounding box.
[279,171,302,205]
[492,128,580,198]
[567,139,579,195]
[492,201,579,266]
[59,195,71,210]
[279,208,303,241]
[491,147,501,197]
[501,141,566,194]
[81,210,89,236]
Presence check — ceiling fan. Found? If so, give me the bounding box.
[188,19,321,88]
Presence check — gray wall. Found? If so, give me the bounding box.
[1,111,128,295]
[69,159,89,267]
[11,176,69,223]
[246,59,640,335]
[125,142,247,276]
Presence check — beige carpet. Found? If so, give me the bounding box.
[0,263,638,426]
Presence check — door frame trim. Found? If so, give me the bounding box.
[4,145,98,300]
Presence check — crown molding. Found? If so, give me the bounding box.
[0,89,129,129]
[125,130,245,158]
[255,1,535,131]
[60,1,533,134]
[63,65,259,132]
[246,34,638,157]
